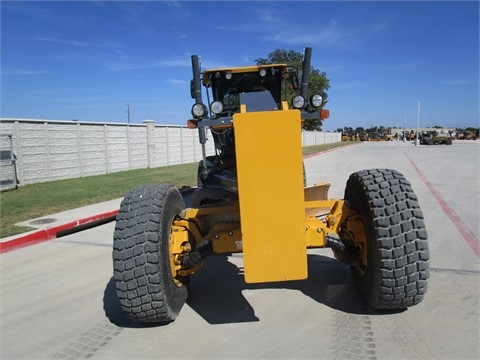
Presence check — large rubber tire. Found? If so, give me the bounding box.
[112,184,188,323]
[344,169,430,310]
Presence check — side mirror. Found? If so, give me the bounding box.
[291,70,302,90]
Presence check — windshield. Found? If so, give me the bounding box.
[208,69,284,113]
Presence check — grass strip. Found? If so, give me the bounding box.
[0,163,198,238]
[302,141,358,156]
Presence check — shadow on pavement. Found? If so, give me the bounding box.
[186,255,260,324]
[103,253,402,328]
[103,278,168,329]
[187,253,395,325]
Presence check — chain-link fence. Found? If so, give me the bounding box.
[0,134,18,191]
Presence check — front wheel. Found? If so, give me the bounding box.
[343,169,430,310]
[112,184,188,323]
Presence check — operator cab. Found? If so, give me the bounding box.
[188,51,326,203]
[200,64,288,117]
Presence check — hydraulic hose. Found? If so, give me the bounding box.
[181,238,213,268]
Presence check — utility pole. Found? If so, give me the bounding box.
[414,100,420,146]
[126,104,131,124]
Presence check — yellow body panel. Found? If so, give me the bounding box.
[233,107,307,283]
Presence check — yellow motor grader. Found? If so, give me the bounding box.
[112,48,430,323]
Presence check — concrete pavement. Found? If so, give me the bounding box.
[1,139,478,359]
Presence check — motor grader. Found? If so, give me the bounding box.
[420,130,453,145]
[112,48,430,323]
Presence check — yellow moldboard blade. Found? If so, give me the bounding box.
[233,108,307,283]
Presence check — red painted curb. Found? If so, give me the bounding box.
[406,153,480,259]
[0,210,119,254]
[0,187,196,254]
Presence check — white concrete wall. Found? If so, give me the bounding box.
[302,130,341,146]
[0,118,340,185]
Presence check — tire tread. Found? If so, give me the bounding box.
[112,184,187,323]
[346,169,430,309]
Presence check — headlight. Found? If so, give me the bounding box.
[292,95,306,109]
[259,68,267,77]
[210,101,224,115]
[310,94,323,107]
[191,103,206,118]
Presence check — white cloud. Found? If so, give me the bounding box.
[165,1,182,10]
[108,58,191,71]
[32,36,123,49]
[168,79,188,86]
[2,68,50,76]
[334,80,379,90]
[442,80,477,86]
[268,20,351,47]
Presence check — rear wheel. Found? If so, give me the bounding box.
[343,169,430,309]
[112,184,188,323]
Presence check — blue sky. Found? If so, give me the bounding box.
[1,1,478,130]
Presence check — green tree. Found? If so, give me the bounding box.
[343,126,353,134]
[255,49,330,131]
